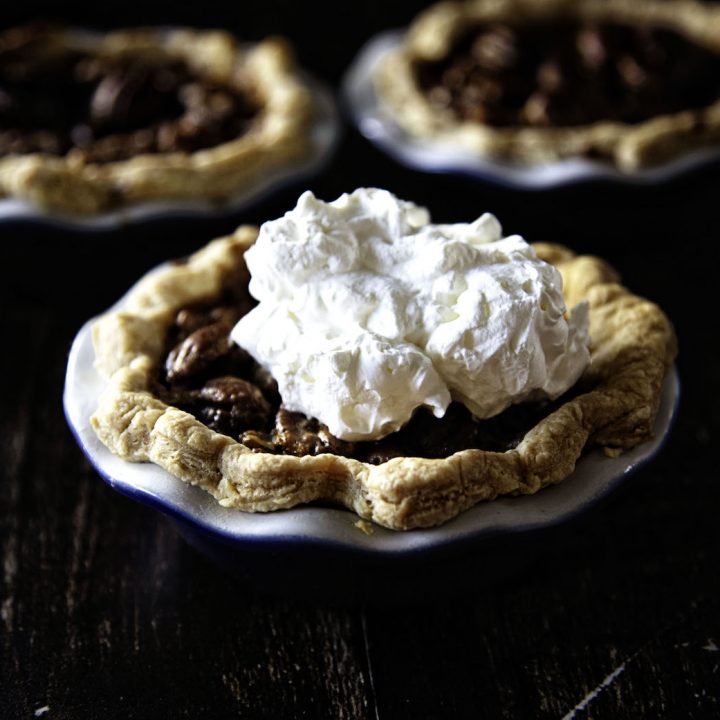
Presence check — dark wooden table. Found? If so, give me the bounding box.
[2,3,720,718]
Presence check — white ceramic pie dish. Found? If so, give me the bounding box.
[0,74,340,229]
[63,286,679,557]
[342,31,720,190]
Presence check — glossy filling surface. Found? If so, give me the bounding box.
[0,27,259,162]
[414,21,720,128]
[156,294,580,463]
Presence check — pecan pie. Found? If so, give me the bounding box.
[0,25,312,212]
[89,221,676,530]
[373,0,720,169]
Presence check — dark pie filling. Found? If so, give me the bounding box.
[155,294,585,464]
[414,21,720,128]
[0,26,259,162]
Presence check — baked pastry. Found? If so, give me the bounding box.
[89,190,676,530]
[0,25,313,213]
[373,0,720,170]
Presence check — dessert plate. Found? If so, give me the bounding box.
[63,287,679,558]
[0,74,340,229]
[342,31,720,190]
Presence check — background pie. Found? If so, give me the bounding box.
[373,0,720,170]
[0,25,313,212]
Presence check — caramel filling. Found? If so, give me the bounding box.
[156,295,580,463]
[0,27,259,162]
[414,21,720,128]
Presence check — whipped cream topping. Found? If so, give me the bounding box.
[231,188,590,441]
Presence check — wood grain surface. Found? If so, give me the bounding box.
[2,2,720,718]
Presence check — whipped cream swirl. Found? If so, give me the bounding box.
[231,188,590,441]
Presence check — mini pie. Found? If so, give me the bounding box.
[90,224,676,530]
[0,25,313,213]
[373,0,720,170]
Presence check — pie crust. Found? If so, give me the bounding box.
[373,0,720,170]
[0,27,313,213]
[90,226,677,530]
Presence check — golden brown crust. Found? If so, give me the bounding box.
[373,0,720,170]
[89,227,676,530]
[0,28,313,213]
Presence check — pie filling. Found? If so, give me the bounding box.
[155,296,584,464]
[414,21,720,128]
[0,27,259,162]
